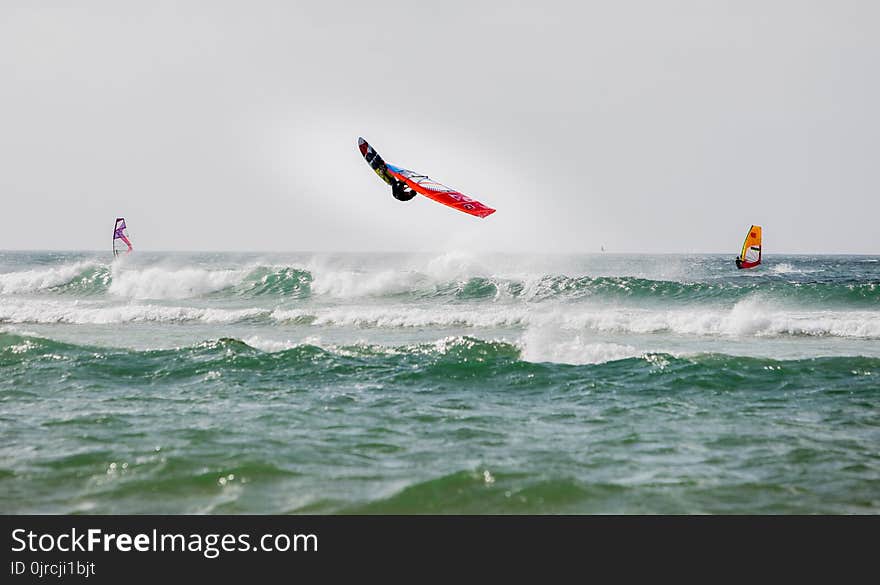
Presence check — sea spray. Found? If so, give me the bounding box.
[1,251,878,514]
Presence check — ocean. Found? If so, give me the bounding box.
[1,251,878,513]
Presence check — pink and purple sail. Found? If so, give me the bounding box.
[113,217,133,257]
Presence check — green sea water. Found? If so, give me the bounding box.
[1,251,878,513]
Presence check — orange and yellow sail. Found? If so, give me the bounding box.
[737,225,762,267]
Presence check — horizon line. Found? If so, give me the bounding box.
[1,249,878,257]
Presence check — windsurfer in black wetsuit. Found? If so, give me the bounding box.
[390,176,416,201]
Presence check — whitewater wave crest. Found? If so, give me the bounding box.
[108,265,248,299]
[0,299,266,324]
[1,258,877,306]
[0,262,101,294]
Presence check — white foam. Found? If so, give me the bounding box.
[243,333,641,366]
[769,263,817,275]
[3,291,878,340]
[0,262,99,294]
[0,299,265,324]
[108,265,248,300]
[270,305,526,328]
[308,268,427,298]
[519,327,641,365]
[423,250,489,280]
[240,335,324,352]
[557,299,880,339]
[301,251,512,299]
[271,300,880,339]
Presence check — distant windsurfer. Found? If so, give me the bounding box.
[113,217,133,257]
[734,225,762,269]
[390,176,416,201]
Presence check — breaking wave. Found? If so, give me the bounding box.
[1,260,876,305]
[0,262,103,294]
[2,298,879,339]
[3,331,879,375]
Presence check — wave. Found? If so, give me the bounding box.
[2,295,880,339]
[341,470,603,514]
[553,299,880,339]
[0,262,103,294]
[1,261,877,306]
[519,328,641,365]
[235,266,311,298]
[3,332,878,380]
[0,299,267,324]
[107,265,247,300]
[270,299,880,339]
[0,262,311,300]
[297,271,880,305]
[0,332,525,375]
[108,264,312,300]
[515,275,880,306]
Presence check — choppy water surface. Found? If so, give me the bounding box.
[1,251,878,513]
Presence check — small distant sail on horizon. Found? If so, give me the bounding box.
[735,225,761,269]
[113,217,133,257]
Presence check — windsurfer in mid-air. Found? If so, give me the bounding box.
[390,176,416,201]
[358,137,495,217]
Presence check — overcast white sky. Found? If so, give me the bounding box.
[1,1,878,253]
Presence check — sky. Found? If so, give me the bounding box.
[0,0,878,254]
